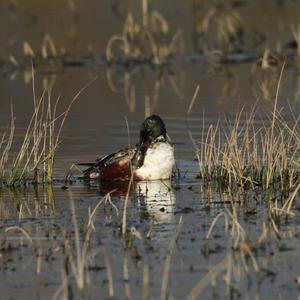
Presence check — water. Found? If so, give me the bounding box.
[1,1,300,299]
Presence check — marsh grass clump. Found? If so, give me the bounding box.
[52,191,117,300]
[106,1,183,65]
[193,63,300,193]
[193,0,244,53]
[6,90,70,186]
[195,107,300,192]
[1,71,94,187]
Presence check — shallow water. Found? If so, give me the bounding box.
[1,1,300,299]
[1,183,300,299]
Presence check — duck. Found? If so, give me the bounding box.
[79,115,175,181]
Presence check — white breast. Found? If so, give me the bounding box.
[135,142,175,180]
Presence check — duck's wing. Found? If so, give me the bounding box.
[78,147,138,179]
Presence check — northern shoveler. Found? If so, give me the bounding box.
[79,115,175,181]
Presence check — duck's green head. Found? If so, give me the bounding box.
[139,115,167,145]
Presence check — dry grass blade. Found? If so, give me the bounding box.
[103,246,114,297]
[206,211,229,239]
[41,34,57,59]
[68,189,86,291]
[282,182,300,213]
[122,172,134,236]
[143,264,150,300]
[0,104,15,180]
[122,116,134,236]
[5,226,33,243]
[160,216,183,300]
[123,252,131,299]
[187,85,200,115]
[186,258,228,300]
[87,196,107,234]
[23,41,35,58]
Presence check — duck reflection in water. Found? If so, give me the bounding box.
[97,179,175,224]
[135,180,175,223]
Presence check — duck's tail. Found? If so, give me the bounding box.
[77,163,100,179]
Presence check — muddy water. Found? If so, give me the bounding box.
[1,1,300,300]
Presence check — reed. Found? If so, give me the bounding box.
[186,194,276,299]
[195,107,300,192]
[192,0,244,53]
[0,104,15,181]
[23,33,58,60]
[106,2,183,65]
[7,89,60,186]
[194,63,300,193]
[4,71,96,187]
[53,190,117,299]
